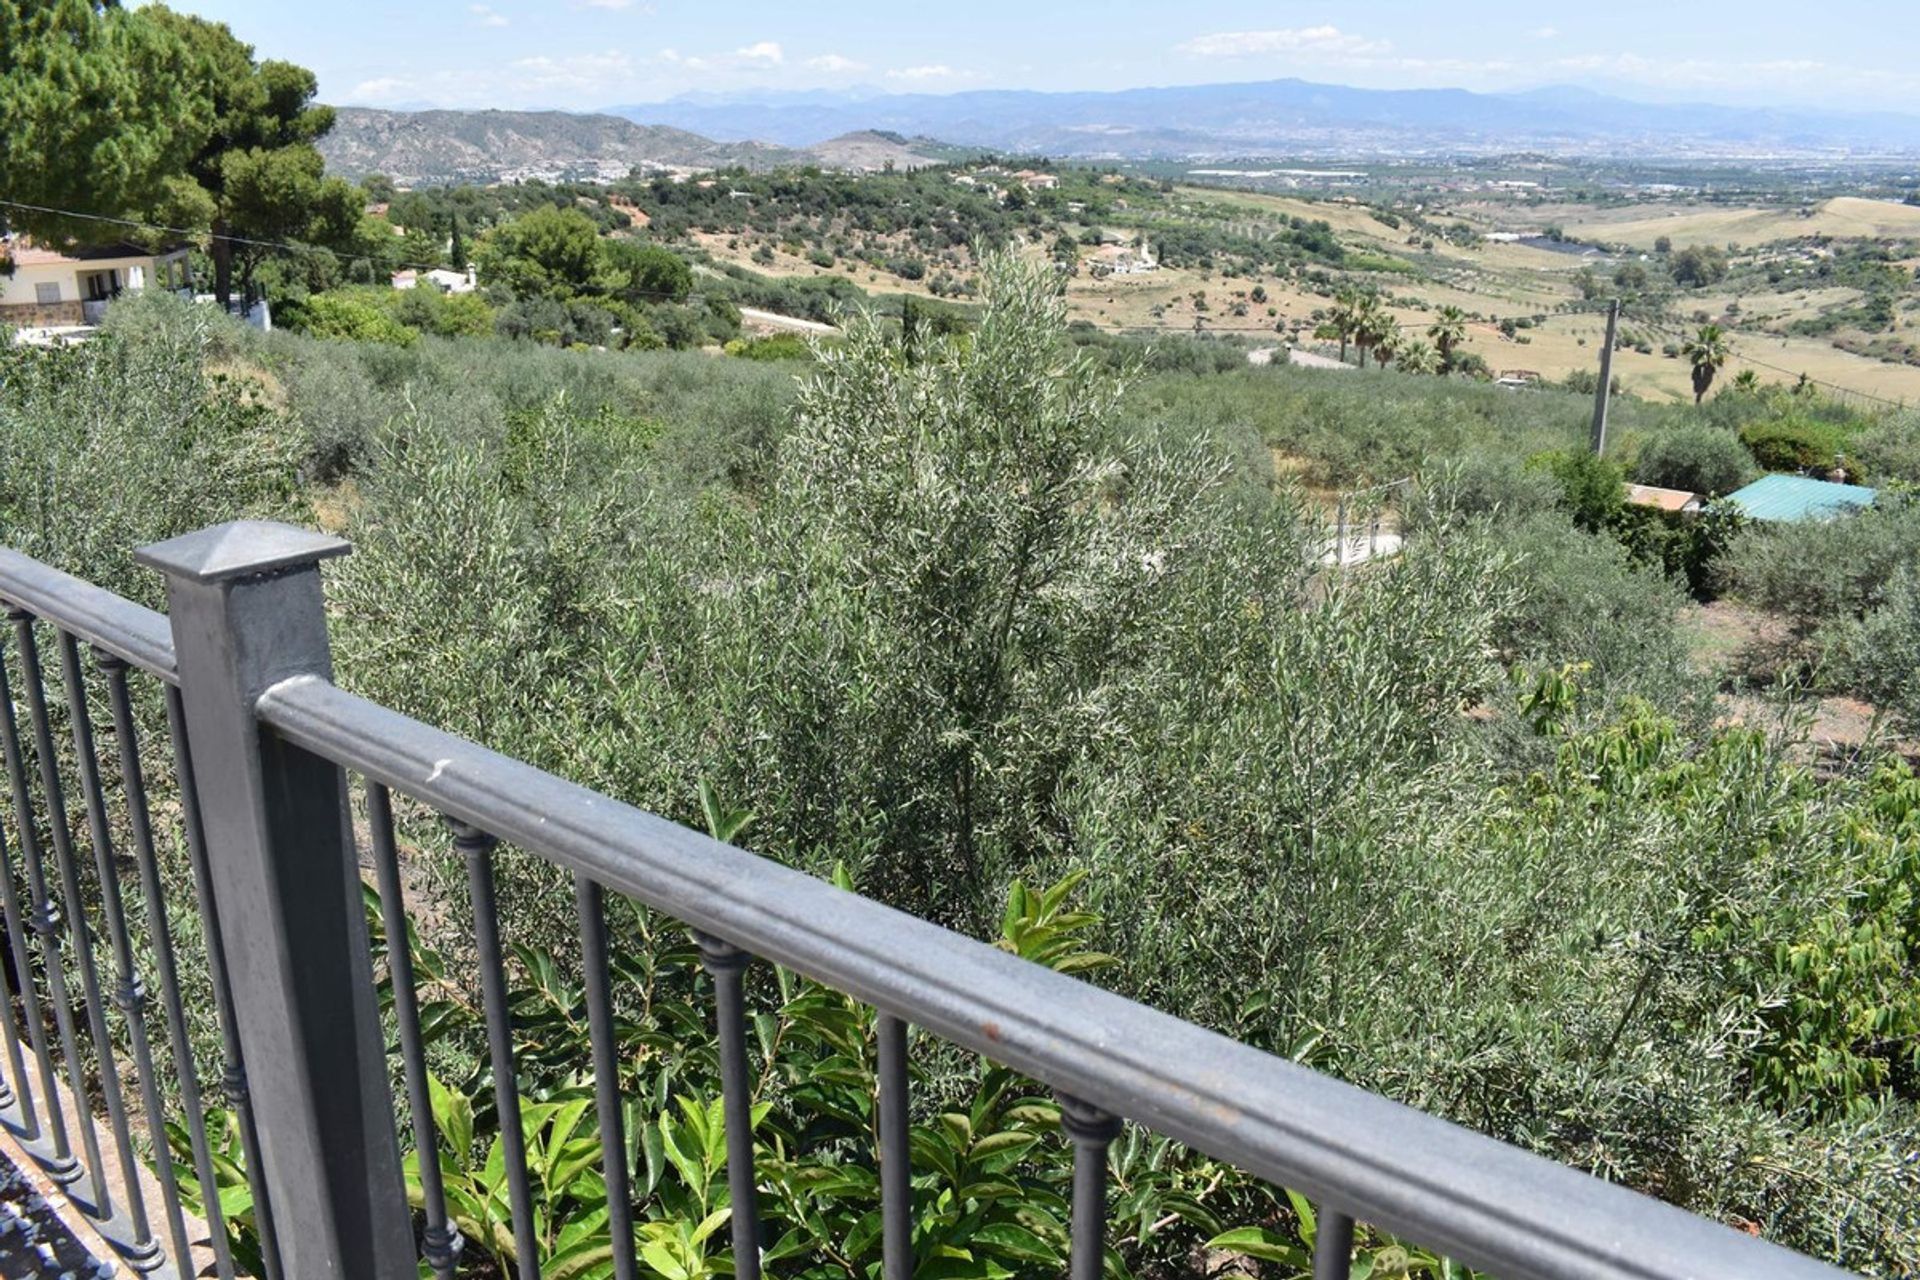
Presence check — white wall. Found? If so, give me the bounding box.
[0,261,80,307]
[2,252,188,307]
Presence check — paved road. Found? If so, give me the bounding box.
[1250,346,1354,370]
[738,307,840,336]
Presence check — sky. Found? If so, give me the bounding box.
[156,1,1920,116]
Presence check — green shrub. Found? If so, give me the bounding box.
[724,333,813,362]
[1849,411,1920,486]
[1405,452,1561,530]
[1632,424,1757,496]
[286,290,420,347]
[1740,415,1852,475]
[390,286,495,338]
[0,304,303,603]
[1491,512,1701,713]
[1534,449,1625,532]
[1830,567,1920,727]
[1720,497,1920,640]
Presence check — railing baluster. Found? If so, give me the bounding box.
[54,632,160,1268]
[1313,1206,1356,1280]
[101,650,233,1278]
[162,683,281,1280]
[696,932,760,1280]
[876,1013,911,1280]
[575,874,637,1280]
[1058,1094,1121,1280]
[0,633,42,1135]
[6,611,110,1210]
[370,783,461,1280]
[1,613,79,1180]
[454,818,541,1280]
[0,788,37,1130]
[60,640,190,1274]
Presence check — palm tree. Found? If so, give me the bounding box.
[1681,324,1731,404]
[1319,289,1364,364]
[1730,368,1760,395]
[1395,338,1440,375]
[1427,305,1467,370]
[1355,295,1396,369]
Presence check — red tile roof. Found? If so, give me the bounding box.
[3,238,188,266]
[1624,483,1702,513]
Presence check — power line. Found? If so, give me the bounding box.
[1620,305,1909,409]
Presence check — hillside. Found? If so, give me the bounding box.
[804,130,943,172]
[1560,196,1920,250]
[319,107,807,184]
[609,78,1920,159]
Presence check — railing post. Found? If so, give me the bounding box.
[135,521,414,1280]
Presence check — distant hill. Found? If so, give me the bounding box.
[607,78,1920,159]
[804,130,943,172]
[319,107,807,185]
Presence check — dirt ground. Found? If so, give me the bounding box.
[1685,599,1917,768]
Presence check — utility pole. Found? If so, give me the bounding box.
[1590,299,1620,456]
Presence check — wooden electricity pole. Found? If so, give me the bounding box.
[1590,299,1620,456]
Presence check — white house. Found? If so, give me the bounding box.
[393,267,478,294]
[1,240,193,328]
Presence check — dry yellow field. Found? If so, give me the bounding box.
[1562,196,1920,250]
[1440,310,1920,403]
[688,199,1919,406]
[1178,187,1400,240]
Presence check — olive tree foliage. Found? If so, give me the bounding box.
[334,257,1294,932]
[1832,567,1920,727]
[1720,497,1920,641]
[751,261,1262,918]
[0,293,301,603]
[5,270,1919,1270]
[1632,423,1757,496]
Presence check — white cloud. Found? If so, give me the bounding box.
[1530,26,1559,39]
[885,64,976,82]
[347,76,413,103]
[734,40,785,65]
[470,4,508,27]
[1176,26,1388,58]
[806,53,868,74]
[581,0,640,8]
[509,50,636,94]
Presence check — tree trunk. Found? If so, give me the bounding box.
[212,216,234,309]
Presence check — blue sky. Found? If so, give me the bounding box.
[159,1,1920,114]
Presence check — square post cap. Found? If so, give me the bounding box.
[136,521,351,585]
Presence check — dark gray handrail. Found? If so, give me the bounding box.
[256,671,1850,1280]
[0,549,176,682]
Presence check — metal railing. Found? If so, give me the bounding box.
[0,521,1857,1280]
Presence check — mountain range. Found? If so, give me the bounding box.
[319,108,939,184]
[322,78,1920,186]
[605,78,1920,159]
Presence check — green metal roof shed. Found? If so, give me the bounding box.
[1724,473,1878,523]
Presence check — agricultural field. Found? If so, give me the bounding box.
[1556,195,1920,249]
[640,167,1920,405]
[258,156,1920,405]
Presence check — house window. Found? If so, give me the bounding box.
[34,282,60,305]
